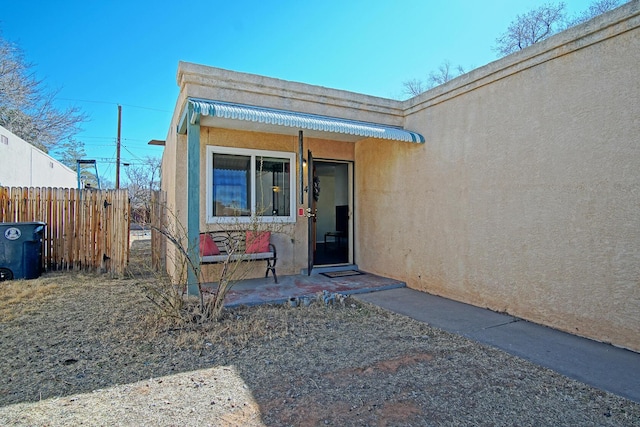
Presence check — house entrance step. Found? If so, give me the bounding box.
[300,264,359,276]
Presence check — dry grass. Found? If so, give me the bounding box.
[0,240,639,426]
[0,276,60,321]
[141,286,369,351]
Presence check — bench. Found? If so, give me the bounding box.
[199,230,278,283]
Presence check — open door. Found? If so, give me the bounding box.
[313,161,351,265]
[307,150,316,275]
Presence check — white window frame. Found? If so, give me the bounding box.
[206,145,297,224]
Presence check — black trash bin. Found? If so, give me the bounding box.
[0,222,46,281]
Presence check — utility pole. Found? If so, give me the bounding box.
[115,104,122,189]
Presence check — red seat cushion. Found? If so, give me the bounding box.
[199,234,220,256]
[245,231,270,254]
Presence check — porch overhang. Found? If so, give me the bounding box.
[177,98,424,143]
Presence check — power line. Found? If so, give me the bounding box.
[121,145,152,163]
[83,144,116,148]
[122,137,158,142]
[58,98,171,113]
[120,103,171,113]
[58,98,117,106]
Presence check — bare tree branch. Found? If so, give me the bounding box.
[0,34,87,152]
[402,1,625,101]
[427,60,465,87]
[401,61,466,97]
[566,0,623,27]
[402,78,428,97]
[494,2,567,56]
[124,156,161,223]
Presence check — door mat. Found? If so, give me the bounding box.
[320,270,364,278]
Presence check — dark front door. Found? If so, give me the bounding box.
[313,160,351,266]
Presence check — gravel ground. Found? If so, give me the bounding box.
[0,241,639,426]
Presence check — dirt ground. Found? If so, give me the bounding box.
[0,241,639,426]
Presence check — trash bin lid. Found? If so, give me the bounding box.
[0,222,46,241]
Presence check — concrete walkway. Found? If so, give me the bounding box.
[355,287,640,404]
[219,272,640,403]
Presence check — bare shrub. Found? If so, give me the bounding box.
[135,196,288,325]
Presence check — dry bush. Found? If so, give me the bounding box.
[126,239,192,325]
[138,200,291,324]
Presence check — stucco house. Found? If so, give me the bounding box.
[161,2,639,352]
[0,125,77,188]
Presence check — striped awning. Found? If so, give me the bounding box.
[181,98,424,143]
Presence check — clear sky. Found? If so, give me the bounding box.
[1,0,597,184]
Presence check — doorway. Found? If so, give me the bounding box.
[312,160,353,266]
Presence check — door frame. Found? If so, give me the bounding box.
[309,157,354,268]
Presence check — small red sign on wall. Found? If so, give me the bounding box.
[298,208,305,217]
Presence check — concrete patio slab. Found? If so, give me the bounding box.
[212,270,405,307]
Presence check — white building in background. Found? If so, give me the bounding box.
[0,125,76,188]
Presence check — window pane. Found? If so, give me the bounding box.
[255,156,290,217]
[212,154,251,217]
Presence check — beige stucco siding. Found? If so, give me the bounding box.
[177,63,405,128]
[356,6,640,351]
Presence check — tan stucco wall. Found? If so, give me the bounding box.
[177,63,405,128]
[356,3,640,351]
[161,94,190,282]
[161,2,639,351]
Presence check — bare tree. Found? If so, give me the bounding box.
[52,137,86,169]
[494,2,567,56]
[427,61,466,87]
[0,34,86,153]
[402,60,466,97]
[566,0,623,27]
[124,156,161,224]
[402,78,428,98]
[403,1,626,98]
[493,0,625,56]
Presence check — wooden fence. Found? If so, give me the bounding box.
[0,187,130,275]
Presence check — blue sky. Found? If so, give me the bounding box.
[1,0,596,184]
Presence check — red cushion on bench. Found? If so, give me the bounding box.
[246,231,270,254]
[199,234,220,256]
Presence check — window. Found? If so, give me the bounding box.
[207,146,296,223]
